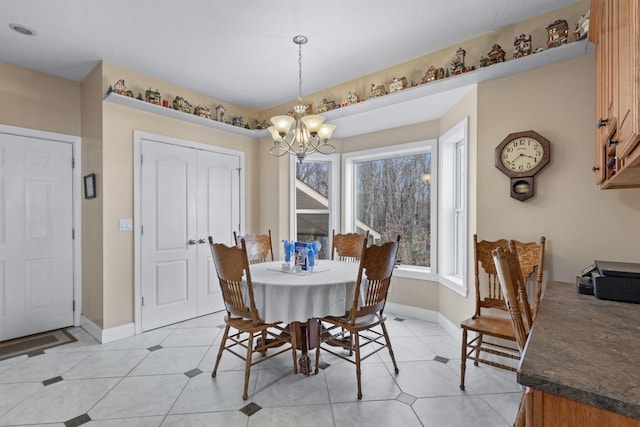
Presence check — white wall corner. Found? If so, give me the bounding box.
[80,315,135,344]
[438,312,462,342]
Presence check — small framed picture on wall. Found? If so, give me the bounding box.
[84,173,96,199]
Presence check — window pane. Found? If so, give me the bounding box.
[296,162,329,200]
[354,153,431,267]
[296,161,331,259]
[296,213,330,259]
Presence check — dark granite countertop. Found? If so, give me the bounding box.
[518,281,640,419]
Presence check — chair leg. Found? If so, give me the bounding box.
[474,333,483,366]
[260,330,267,357]
[460,328,467,390]
[243,332,254,400]
[212,325,231,378]
[354,332,362,400]
[381,322,399,374]
[314,321,322,374]
[290,324,298,374]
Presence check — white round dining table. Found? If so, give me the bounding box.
[247,260,360,324]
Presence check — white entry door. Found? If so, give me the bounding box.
[140,138,240,331]
[0,133,74,341]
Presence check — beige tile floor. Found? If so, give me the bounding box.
[0,312,522,426]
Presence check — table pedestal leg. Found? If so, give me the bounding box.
[294,319,319,376]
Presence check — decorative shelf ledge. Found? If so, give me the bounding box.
[104,93,269,138]
[104,40,592,139]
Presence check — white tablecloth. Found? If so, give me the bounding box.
[246,260,359,324]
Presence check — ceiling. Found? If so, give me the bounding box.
[1,0,582,111]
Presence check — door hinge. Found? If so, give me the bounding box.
[72,228,75,239]
[72,300,75,311]
[141,155,143,165]
[141,225,143,236]
[141,296,144,306]
[72,157,75,168]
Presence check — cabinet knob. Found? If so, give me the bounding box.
[592,166,600,172]
[606,139,618,147]
[597,118,608,128]
[198,238,207,244]
[188,239,197,245]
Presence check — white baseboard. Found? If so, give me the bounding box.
[80,315,135,344]
[386,302,461,341]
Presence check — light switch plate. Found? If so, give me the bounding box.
[119,219,133,231]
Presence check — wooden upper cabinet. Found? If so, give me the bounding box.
[590,0,640,188]
[616,0,639,159]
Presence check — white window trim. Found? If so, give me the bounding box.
[342,140,437,280]
[289,153,340,244]
[437,117,469,296]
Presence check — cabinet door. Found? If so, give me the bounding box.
[616,0,640,159]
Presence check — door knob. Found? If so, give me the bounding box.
[188,239,197,245]
[199,238,207,244]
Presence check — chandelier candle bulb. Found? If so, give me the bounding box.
[318,124,336,140]
[271,115,295,136]
[301,115,325,134]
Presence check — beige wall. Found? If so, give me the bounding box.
[0,61,81,135]
[81,63,105,327]
[477,54,640,282]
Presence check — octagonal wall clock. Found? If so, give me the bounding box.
[495,130,550,201]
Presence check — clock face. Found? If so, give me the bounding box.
[500,136,544,173]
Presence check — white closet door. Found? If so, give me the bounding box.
[140,140,198,331]
[196,149,240,315]
[0,134,74,341]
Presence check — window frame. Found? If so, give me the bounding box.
[342,140,438,280]
[289,153,340,250]
[437,117,469,296]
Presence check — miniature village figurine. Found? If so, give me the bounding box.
[547,19,569,48]
[172,96,193,114]
[346,91,360,105]
[422,66,445,83]
[315,98,336,113]
[479,56,491,68]
[145,88,161,105]
[232,116,244,127]
[109,79,135,97]
[194,105,211,119]
[487,44,506,65]
[513,34,532,59]
[369,83,386,98]
[573,9,590,41]
[388,76,408,93]
[215,104,226,122]
[450,47,467,75]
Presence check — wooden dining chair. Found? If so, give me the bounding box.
[493,245,531,427]
[459,234,544,390]
[233,229,274,264]
[331,230,369,262]
[208,236,297,400]
[315,235,401,400]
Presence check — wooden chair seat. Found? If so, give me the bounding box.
[460,316,515,341]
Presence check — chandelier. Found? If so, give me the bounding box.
[268,35,336,162]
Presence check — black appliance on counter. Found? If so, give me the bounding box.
[578,260,640,303]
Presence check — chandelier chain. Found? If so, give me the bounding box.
[298,42,303,102]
